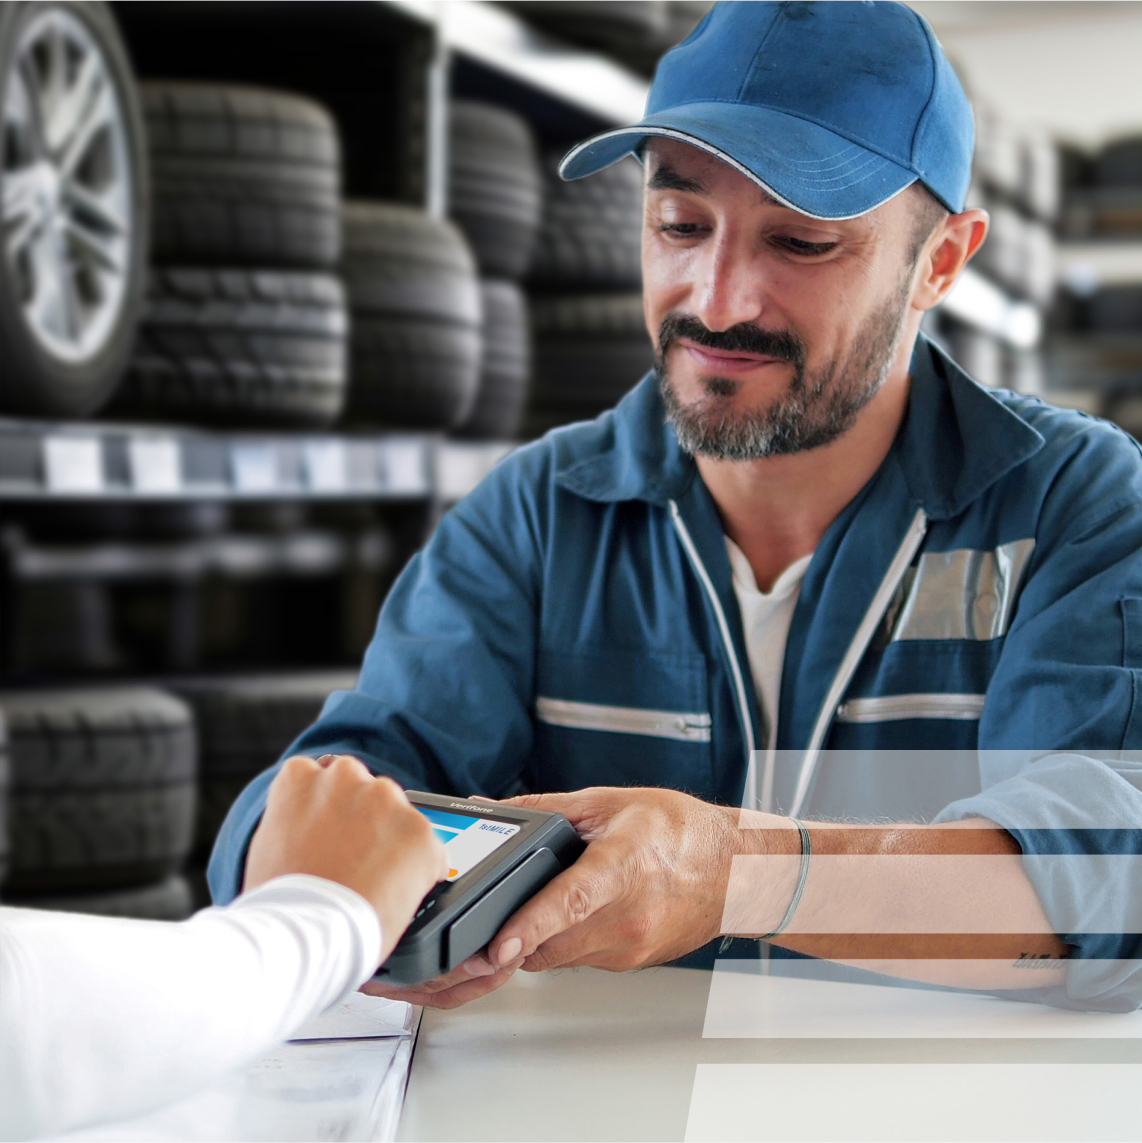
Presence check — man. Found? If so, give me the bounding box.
[212,1,1142,1011]
[2,756,447,1139]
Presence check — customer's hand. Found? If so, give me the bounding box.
[244,754,449,961]
[363,786,743,1009]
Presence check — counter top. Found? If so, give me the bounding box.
[399,963,1142,1142]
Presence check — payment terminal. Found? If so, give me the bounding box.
[374,792,585,986]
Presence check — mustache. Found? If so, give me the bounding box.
[657,313,805,366]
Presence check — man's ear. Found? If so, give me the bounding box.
[912,208,989,311]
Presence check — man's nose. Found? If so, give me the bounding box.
[688,237,771,334]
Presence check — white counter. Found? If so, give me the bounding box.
[399,965,1142,1142]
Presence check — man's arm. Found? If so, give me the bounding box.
[207,451,548,904]
[366,787,1069,1010]
[925,414,1142,1006]
[726,814,1071,989]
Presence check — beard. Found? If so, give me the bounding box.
[656,279,912,462]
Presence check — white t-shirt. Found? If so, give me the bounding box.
[0,874,383,1141]
[725,537,813,807]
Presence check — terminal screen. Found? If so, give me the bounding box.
[417,807,522,882]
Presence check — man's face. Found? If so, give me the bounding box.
[642,139,928,461]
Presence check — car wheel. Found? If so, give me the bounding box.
[0,2,148,417]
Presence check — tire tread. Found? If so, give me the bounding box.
[142,82,341,268]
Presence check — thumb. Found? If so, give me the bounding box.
[487,841,618,968]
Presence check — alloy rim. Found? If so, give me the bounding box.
[2,7,133,364]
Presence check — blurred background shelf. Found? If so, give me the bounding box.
[1057,241,1142,289]
[941,266,1044,349]
[6,0,1142,919]
[0,420,431,501]
[389,0,649,126]
[0,418,512,503]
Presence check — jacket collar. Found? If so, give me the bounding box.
[553,336,1045,519]
[897,338,1045,520]
[553,375,698,505]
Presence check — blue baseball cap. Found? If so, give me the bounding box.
[560,1,974,220]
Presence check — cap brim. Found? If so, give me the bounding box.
[560,102,919,221]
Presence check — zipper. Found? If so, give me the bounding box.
[534,696,712,742]
[789,507,929,818]
[835,693,985,723]
[667,500,757,782]
[669,499,766,965]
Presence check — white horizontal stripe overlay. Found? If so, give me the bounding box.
[534,697,712,742]
[835,693,986,723]
[686,1063,1142,1142]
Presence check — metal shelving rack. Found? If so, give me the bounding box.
[0,0,644,680]
[409,1,1038,354]
[0,1,643,509]
[0,419,514,506]
[0,0,1038,511]
[1047,239,1142,398]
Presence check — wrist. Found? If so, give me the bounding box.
[759,818,811,940]
[719,814,807,938]
[235,873,385,983]
[728,808,803,857]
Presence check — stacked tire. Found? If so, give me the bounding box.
[0,712,8,891]
[969,193,1055,309]
[1058,133,1142,340]
[340,203,482,429]
[447,101,542,439]
[525,153,652,436]
[511,2,712,77]
[1062,134,1142,241]
[937,106,1060,396]
[0,688,197,920]
[166,671,357,895]
[461,280,531,439]
[107,84,349,427]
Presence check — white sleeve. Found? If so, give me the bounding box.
[0,874,383,1142]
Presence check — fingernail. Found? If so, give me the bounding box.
[497,937,523,966]
[461,956,496,978]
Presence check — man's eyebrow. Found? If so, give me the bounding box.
[647,162,706,194]
[647,161,785,210]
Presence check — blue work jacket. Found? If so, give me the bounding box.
[210,338,1142,1009]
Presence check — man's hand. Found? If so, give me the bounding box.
[244,754,449,961]
[363,786,744,1009]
